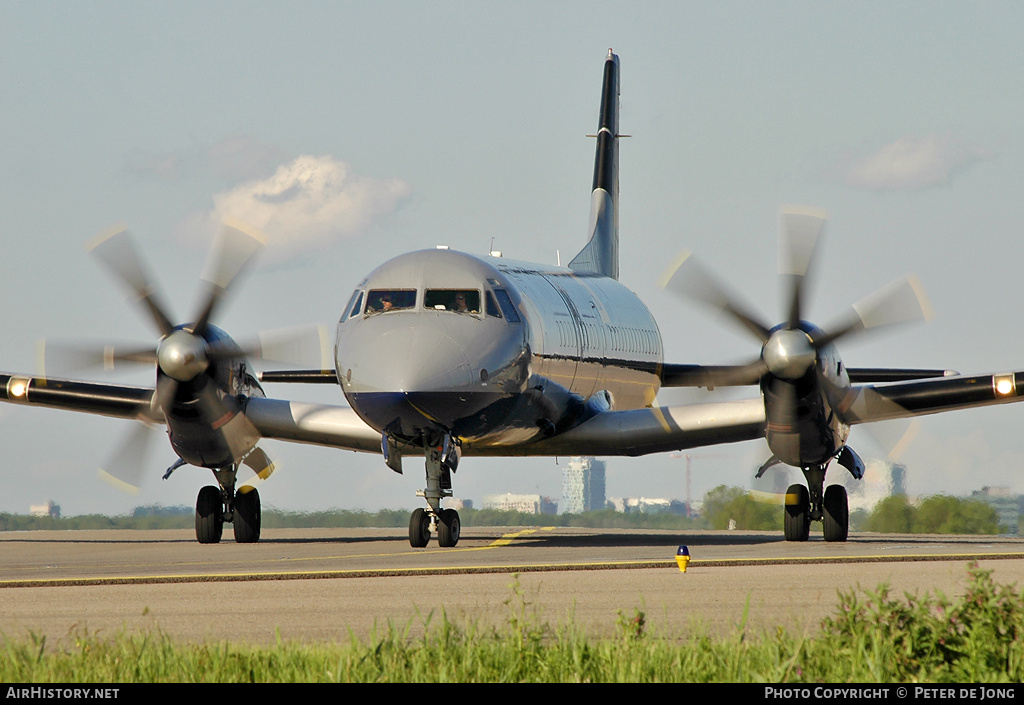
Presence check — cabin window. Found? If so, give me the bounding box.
[365,289,416,313]
[424,289,480,313]
[493,289,522,323]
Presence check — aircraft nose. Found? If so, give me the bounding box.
[337,313,525,437]
[341,318,473,393]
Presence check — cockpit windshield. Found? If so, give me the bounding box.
[424,289,480,314]
[366,289,416,314]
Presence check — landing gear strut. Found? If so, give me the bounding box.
[193,464,262,544]
[407,435,461,548]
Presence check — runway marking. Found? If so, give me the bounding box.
[0,528,555,578]
[1,551,1022,590]
[489,527,555,546]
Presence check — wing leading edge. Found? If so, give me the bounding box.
[840,371,1024,424]
[659,363,958,388]
[1,372,158,421]
[6,368,1024,459]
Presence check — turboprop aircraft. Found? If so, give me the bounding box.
[3,50,1024,547]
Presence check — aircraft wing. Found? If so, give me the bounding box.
[0,372,158,421]
[245,396,766,458]
[659,362,956,388]
[242,397,381,452]
[470,398,767,457]
[839,370,1024,424]
[0,371,382,454]
[8,368,1022,463]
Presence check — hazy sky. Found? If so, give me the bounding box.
[2,1,1024,516]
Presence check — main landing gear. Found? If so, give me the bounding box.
[408,435,462,548]
[783,464,851,543]
[194,465,262,544]
[409,506,462,548]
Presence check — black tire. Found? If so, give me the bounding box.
[437,508,461,548]
[784,484,810,542]
[409,508,430,548]
[233,487,261,544]
[823,484,849,542]
[195,485,224,544]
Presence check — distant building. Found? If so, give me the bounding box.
[971,486,1019,534]
[29,501,60,519]
[609,496,686,515]
[448,498,474,510]
[750,459,908,514]
[561,457,606,514]
[483,493,556,515]
[836,460,907,512]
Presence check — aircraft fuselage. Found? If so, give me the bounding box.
[335,248,662,451]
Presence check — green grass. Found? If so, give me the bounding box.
[2,563,1022,682]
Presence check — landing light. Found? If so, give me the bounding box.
[994,374,1016,397]
[7,377,29,400]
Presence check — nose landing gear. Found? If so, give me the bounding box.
[408,434,462,548]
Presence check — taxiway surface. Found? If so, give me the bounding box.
[0,527,1021,646]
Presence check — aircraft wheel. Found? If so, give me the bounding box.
[409,507,430,548]
[783,484,810,542]
[823,484,849,542]
[233,487,261,544]
[195,485,224,544]
[437,508,461,548]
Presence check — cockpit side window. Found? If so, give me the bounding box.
[493,289,522,323]
[366,289,416,313]
[345,290,364,319]
[424,289,480,314]
[485,291,501,318]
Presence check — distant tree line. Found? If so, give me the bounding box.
[859,494,1003,534]
[0,489,1011,534]
[698,485,1006,535]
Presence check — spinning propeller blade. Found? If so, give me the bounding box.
[87,225,176,337]
[193,218,266,337]
[778,206,827,329]
[659,250,771,343]
[49,220,299,493]
[659,205,932,449]
[97,420,161,495]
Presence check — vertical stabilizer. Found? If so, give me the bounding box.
[569,50,620,280]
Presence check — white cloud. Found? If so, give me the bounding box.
[193,155,412,260]
[836,133,991,191]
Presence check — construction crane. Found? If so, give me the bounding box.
[670,452,731,517]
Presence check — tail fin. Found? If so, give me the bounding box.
[569,49,620,280]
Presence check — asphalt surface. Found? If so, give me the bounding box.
[1,527,1022,646]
